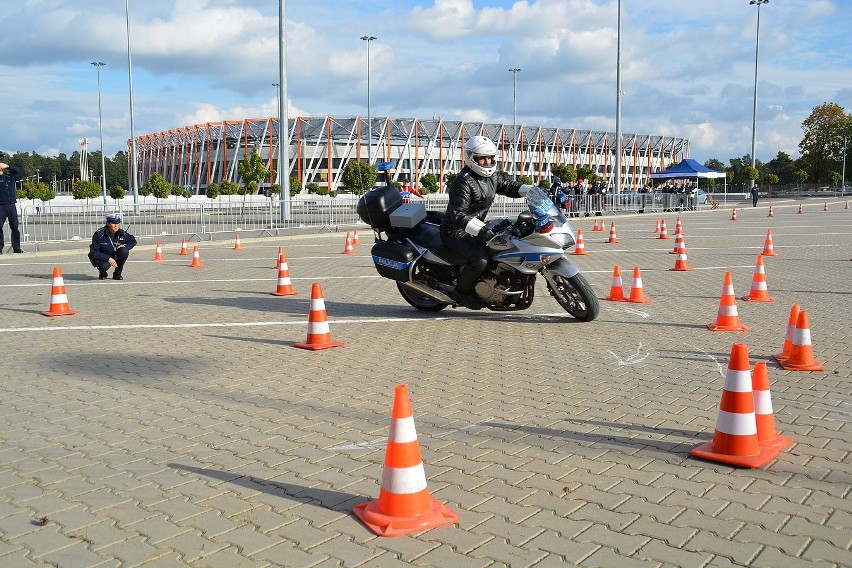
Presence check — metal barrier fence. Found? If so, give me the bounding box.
[19,192,710,244]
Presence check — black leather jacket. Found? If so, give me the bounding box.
[441,167,523,240]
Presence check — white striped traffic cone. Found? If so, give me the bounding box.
[42,266,77,317]
[294,282,344,350]
[352,384,458,537]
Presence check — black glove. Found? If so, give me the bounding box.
[476,228,495,245]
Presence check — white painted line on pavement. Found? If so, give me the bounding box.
[0,275,382,288]
[608,342,651,365]
[688,344,727,378]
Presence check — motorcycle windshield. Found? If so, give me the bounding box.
[526,187,557,218]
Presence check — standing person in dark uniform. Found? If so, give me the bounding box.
[441,135,532,309]
[88,213,137,280]
[750,184,759,207]
[0,152,24,254]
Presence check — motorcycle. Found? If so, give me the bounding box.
[356,176,599,321]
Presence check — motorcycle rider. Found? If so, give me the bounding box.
[441,135,533,309]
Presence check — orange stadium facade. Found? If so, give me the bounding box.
[130,116,689,194]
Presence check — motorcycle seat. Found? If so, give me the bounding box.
[409,222,467,265]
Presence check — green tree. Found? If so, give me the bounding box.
[420,173,438,195]
[142,173,171,214]
[109,185,126,203]
[205,182,220,200]
[170,183,184,204]
[288,177,301,197]
[576,166,599,183]
[306,182,328,196]
[266,184,281,201]
[341,161,377,195]
[798,102,850,183]
[551,164,577,184]
[237,147,276,210]
[793,169,808,187]
[764,151,795,185]
[219,179,239,203]
[742,166,760,187]
[763,173,779,186]
[72,180,101,203]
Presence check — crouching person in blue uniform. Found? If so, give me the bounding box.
[88,213,136,280]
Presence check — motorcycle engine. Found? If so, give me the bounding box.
[474,266,515,303]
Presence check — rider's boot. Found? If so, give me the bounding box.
[452,264,485,310]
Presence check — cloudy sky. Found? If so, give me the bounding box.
[1,0,850,166]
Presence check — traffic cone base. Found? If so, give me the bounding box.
[752,361,794,451]
[690,343,781,468]
[42,267,77,317]
[295,282,344,350]
[178,238,188,255]
[669,250,693,271]
[352,385,458,537]
[778,310,824,371]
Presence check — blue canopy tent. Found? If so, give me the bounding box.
[650,158,728,205]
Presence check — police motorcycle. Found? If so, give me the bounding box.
[356,164,600,321]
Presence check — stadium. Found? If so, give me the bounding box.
[132,116,689,194]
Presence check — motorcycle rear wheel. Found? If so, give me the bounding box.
[546,273,600,321]
[396,282,448,312]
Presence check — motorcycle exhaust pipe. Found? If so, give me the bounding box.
[399,281,454,304]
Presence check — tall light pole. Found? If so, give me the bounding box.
[277,0,291,222]
[509,68,521,180]
[842,135,847,191]
[125,0,139,212]
[361,36,377,165]
[91,61,108,204]
[614,0,623,194]
[749,0,769,191]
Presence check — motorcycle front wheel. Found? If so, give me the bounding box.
[396,282,448,312]
[546,273,600,321]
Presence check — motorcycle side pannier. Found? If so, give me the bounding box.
[357,185,403,230]
[370,240,415,281]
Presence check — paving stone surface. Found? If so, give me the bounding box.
[1,198,850,566]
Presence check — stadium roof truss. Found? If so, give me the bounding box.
[132,117,689,194]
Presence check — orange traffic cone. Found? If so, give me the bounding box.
[153,241,164,262]
[603,265,625,302]
[773,304,800,365]
[294,282,344,350]
[669,246,693,271]
[188,245,204,267]
[670,231,685,254]
[690,343,780,468]
[845,200,849,210]
[572,229,587,255]
[767,205,774,218]
[675,216,683,235]
[752,361,794,451]
[625,266,651,303]
[778,310,825,371]
[592,218,604,232]
[606,222,618,243]
[797,203,804,214]
[273,246,284,268]
[352,384,458,537]
[341,232,355,255]
[730,208,738,221]
[657,219,669,239]
[233,232,243,250]
[653,219,661,234]
[823,202,829,212]
[761,229,778,256]
[178,238,188,256]
[352,230,362,246]
[42,267,77,317]
[270,253,298,296]
[708,271,748,331]
[742,255,775,302]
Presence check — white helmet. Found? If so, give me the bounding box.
[464,135,498,177]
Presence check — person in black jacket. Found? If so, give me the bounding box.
[0,153,24,254]
[88,213,137,280]
[440,135,531,309]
